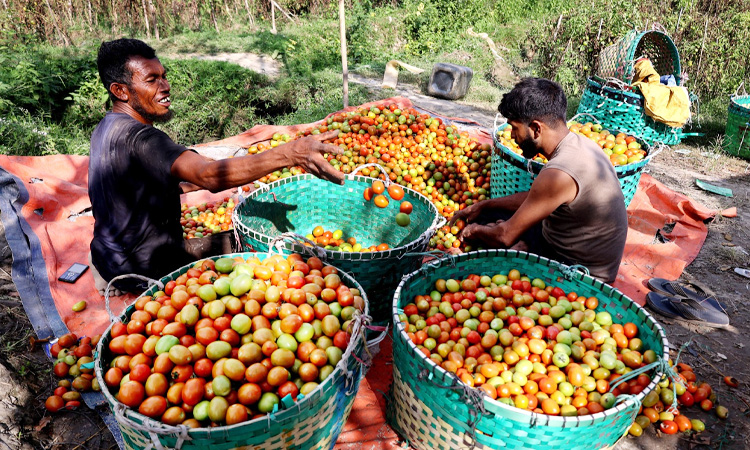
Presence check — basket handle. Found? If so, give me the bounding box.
[113,403,191,450]
[567,113,600,125]
[104,274,164,323]
[347,163,392,186]
[268,232,327,260]
[733,82,747,98]
[493,113,507,132]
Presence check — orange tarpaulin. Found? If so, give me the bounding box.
[0,97,725,450]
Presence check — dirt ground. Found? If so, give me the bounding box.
[1,57,749,449]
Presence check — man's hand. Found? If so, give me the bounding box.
[284,131,345,185]
[448,201,484,227]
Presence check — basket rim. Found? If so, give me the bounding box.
[602,29,681,84]
[390,248,670,427]
[231,173,444,259]
[730,94,750,111]
[94,251,369,438]
[493,122,653,176]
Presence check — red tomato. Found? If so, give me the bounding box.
[660,420,679,434]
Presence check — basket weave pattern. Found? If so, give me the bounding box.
[94,252,368,450]
[490,124,650,207]
[576,78,686,146]
[597,30,681,84]
[724,95,750,159]
[232,174,442,324]
[388,250,669,450]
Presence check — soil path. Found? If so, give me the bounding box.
[1,52,749,449]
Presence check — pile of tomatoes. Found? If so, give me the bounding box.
[496,121,648,167]
[181,197,237,240]
[310,105,491,219]
[99,254,364,427]
[248,105,491,220]
[305,225,389,253]
[400,269,666,418]
[46,333,102,412]
[362,179,413,228]
[627,362,727,437]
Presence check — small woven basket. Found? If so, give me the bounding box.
[389,250,669,450]
[576,77,692,146]
[490,122,654,207]
[232,172,444,324]
[724,84,750,159]
[597,29,681,85]
[94,252,370,450]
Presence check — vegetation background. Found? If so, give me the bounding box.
[0,0,748,155]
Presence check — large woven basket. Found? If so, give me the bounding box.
[576,77,693,146]
[232,173,444,325]
[490,122,653,207]
[597,29,681,84]
[724,87,750,159]
[389,250,669,450]
[94,252,369,450]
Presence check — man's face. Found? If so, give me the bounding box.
[125,56,173,124]
[508,120,539,159]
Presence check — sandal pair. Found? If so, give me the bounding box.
[645,278,729,328]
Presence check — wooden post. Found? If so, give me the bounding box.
[270,0,276,34]
[339,0,348,108]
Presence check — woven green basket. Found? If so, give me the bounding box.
[597,29,681,85]
[388,250,669,450]
[724,89,750,159]
[232,173,444,325]
[490,122,654,207]
[577,77,692,146]
[94,252,370,450]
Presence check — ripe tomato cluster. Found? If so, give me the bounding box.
[628,362,726,437]
[304,225,389,253]
[497,121,648,167]
[101,254,364,427]
[46,333,102,412]
[399,269,661,417]
[430,219,469,251]
[181,197,237,240]
[362,179,413,228]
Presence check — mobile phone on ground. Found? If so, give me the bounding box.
[58,263,89,283]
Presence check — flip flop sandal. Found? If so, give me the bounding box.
[646,292,730,328]
[645,292,681,319]
[646,278,727,312]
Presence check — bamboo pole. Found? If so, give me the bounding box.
[243,0,254,26]
[339,0,348,108]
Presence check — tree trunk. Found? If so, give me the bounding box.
[210,0,219,32]
[243,0,254,26]
[141,0,151,38]
[110,0,118,33]
[148,0,159,39]
[44,0,72,46]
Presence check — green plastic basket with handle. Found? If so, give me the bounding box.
[724,83,750,159]
[94,252,371,450]
[596,28,681,85]
[576,77,698,146]
[388,249,670,450]
[232,168,445,325]
[490,116,659,207]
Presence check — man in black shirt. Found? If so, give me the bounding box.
[90,39,344,293]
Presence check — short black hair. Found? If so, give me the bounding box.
[498,78,567,126]
[97,38,157,102]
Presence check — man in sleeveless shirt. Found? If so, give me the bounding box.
[450,78,627,283]
[89,39,344,293]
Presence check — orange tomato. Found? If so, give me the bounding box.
[400,201,413,214]
[387,184,405,200]
[372,180,385,194]
[374,195,389,208]
[363,187,374,201]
